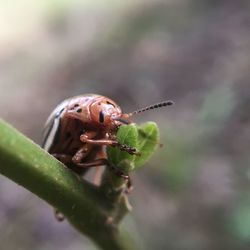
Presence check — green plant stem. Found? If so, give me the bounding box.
[0,119,136,250]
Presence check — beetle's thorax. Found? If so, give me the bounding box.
[63,95,123,131]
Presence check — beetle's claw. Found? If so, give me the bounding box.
[116,143,139,155]
[128,147,141,156]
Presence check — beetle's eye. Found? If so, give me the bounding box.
[99,111,104,123]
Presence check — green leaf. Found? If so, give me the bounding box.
[134,122,159,169]
[107,122,159,172]
[107,124,138,171]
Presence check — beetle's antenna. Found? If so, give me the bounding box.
[123,100,174,118]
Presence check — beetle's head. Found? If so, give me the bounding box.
[89,97,123,129]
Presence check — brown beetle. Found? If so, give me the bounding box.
[43,94,173,174]
[42,94,173,219]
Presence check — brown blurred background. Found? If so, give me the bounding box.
[1,0,250,249]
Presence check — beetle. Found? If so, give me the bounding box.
[42,94,173,220]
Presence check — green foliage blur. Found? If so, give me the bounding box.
[107,122,159,172]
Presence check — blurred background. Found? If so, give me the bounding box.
[1,0,250,249]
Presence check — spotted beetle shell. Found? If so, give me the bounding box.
[42,98,69,152]
[42,94,119,153]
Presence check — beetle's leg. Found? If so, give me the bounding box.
[72,145,107,167]
[115,143,140,156]
[52,153,72,164]
[80,134,139,155]
[73,147,130,180]
[71,145,91,165]
[73,158,108,168]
